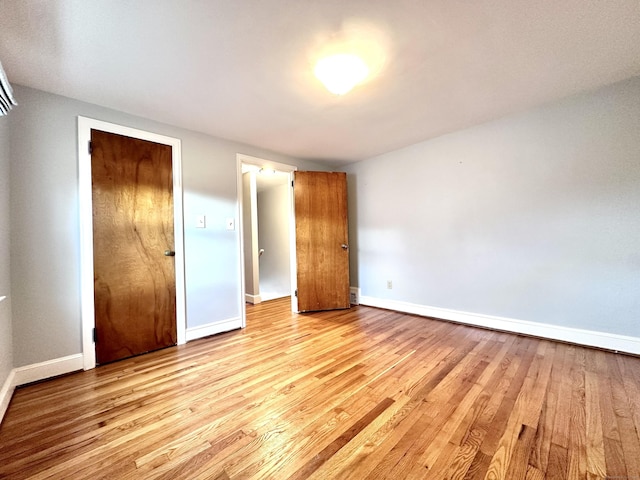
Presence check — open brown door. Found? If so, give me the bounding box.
[91,130,177,364]
[294,171,350,312]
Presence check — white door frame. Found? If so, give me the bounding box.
[236,154,298,327]
[78,116,187,370]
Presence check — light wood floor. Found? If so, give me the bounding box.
[2,298,640,479]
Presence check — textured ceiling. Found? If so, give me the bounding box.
[1,0,639,166]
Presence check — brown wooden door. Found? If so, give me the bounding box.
[294,171,350,312]
[91,129,177,364]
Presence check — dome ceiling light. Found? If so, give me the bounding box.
[314,53,370,95]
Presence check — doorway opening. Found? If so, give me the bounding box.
[236,154,297,327]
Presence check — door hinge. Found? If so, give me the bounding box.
[93,327,97,343]
[295,289,298,297]
[88,141,93,154]
[291,180,294,188]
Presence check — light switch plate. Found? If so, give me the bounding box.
[226,218,235,231]
[196,215,206,228]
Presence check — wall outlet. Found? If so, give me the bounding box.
[387,280,393,289]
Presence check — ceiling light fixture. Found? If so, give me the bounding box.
[314,53,370,95]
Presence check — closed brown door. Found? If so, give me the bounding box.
[91,129,177,364]
[294,171,350,312]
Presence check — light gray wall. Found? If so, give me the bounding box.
[9,85,322,367]
[346,76,640,338]
[0,116,12,387]
[242,172,259,297]
[258,183,291,300]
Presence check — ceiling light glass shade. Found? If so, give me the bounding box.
[314,54,370,95]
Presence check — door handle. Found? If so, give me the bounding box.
[341,244,349,250]
[164,250,176,256]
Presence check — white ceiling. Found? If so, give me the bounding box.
[1,0,639,166]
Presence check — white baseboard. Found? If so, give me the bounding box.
[350,287,360,305]
[359,296,640,355]
[13,354,85,387]
[1,353,84,424]
[245,293,262,304]
[0,369,16,424]
[186,317,242,342]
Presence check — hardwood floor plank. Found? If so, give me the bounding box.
[603,436,629,480]
[478,337,537,457]
[449,335,518,449]
[593,364,621,445]
[616,355,640,438]
[1,298,639,479]
[464,448,493,480]
[529,341,562,473]
[289,397,395,480]
[551,344,576,450]
[567,346,587,479]
[484,340,555,480]
[348,348,491,479]
[605,354,640,478]
[546,442,569,480]
[364,338,493,479]
[503,425,536,480]
[585,370,608,478]
[443,434,484,480]
[248,395,375,479]
[524,464,545,480]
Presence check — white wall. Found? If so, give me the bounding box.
[8,85,323,368]
[346,76,640,340]
[257,183,291,300]
[0,116,13,394]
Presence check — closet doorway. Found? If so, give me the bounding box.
[236,155,351,327]
[237,155,297,325]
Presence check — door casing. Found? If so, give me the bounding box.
[78,116,186,370]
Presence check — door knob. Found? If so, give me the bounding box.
[341,244,349,250]
[164,250,176,256]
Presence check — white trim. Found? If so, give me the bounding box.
[237,154,299,177]
[0,354,85,423]
[245,293,262,304]
[236,154,298,328]
[185,317,241,342]
[13,354,84,387]
[236,157,247,328]
[0,369,16,424]
[359,296,640,355]
[78,117,186,371]
[350,287,360,305]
